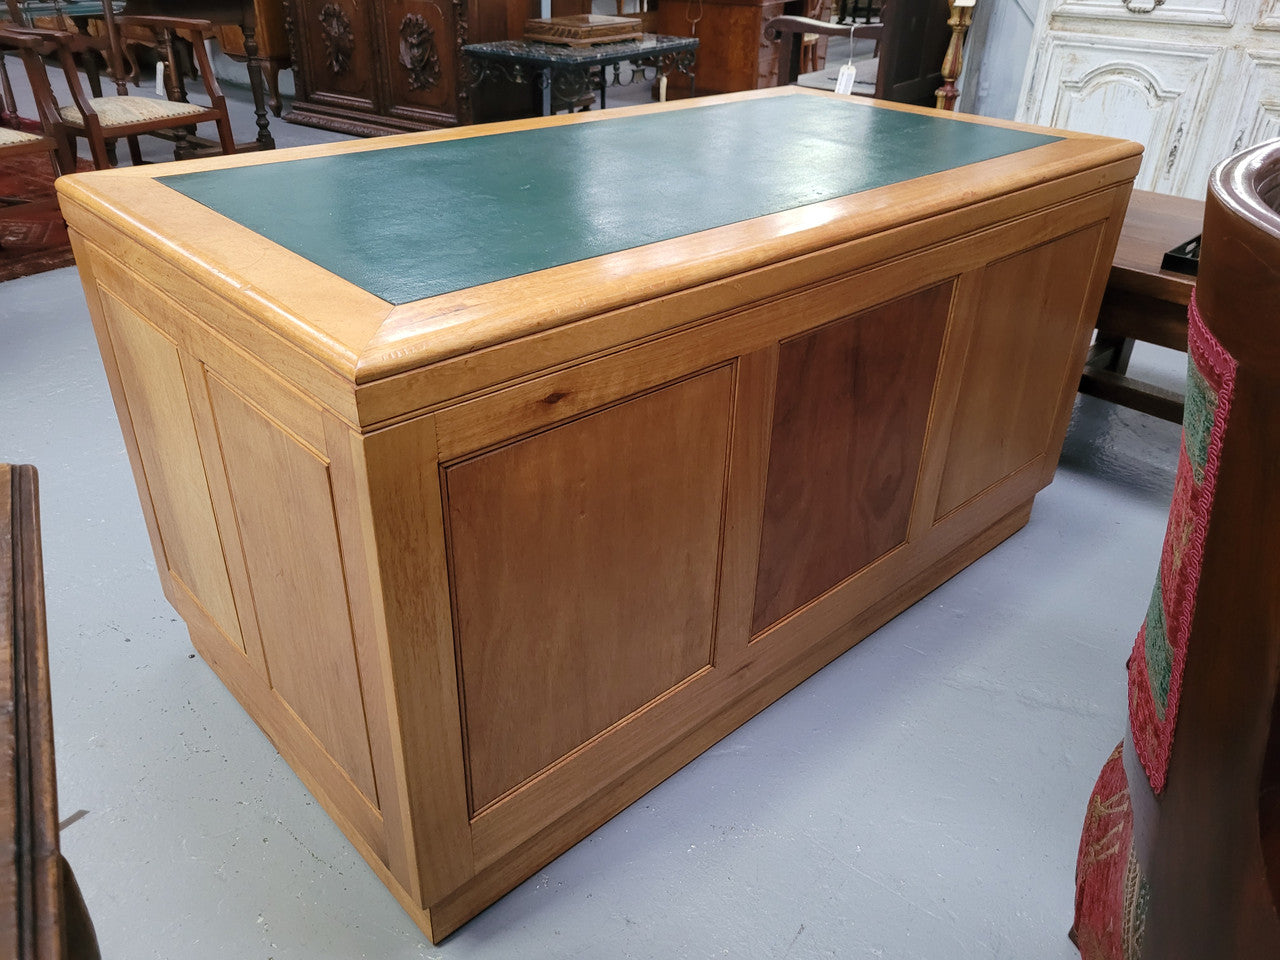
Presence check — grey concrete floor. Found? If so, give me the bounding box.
[1,66,1189,959]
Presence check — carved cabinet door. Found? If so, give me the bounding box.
[291,0,381,114]
[378,0,461,125]
[1018,0,1280,198]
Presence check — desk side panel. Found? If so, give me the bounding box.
[934,224,1109,520]
[67,232,402,885]
[411,183,1134,939]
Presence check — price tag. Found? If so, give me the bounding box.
[834,62,857,96]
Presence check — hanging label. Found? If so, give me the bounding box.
[834,63,857,96]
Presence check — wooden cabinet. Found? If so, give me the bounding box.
[283,0,533,133]
[57,90,1140,943]
[656,0,791,93]
[1019,0,1280,198]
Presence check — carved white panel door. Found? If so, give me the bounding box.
[1018,0,1278,198]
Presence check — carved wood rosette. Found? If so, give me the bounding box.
[399,13,442,90]
[319,2,355,74]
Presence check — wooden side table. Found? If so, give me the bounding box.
[1079,189,1204,423]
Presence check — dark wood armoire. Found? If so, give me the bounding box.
[283,0,535,134]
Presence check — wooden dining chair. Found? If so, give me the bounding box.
[0,68,67,246]
[1071,137,1280,960]
[765,0,951,107]
[2,0,129,102]
[4,15,233,170]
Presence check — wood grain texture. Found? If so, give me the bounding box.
[359,415,474,905]
[934,225,1105,519]
[206,377,378,802]
[98,291,244,649]
[657,0,786,94]
[446,368,734,812]
[752,283,951,633]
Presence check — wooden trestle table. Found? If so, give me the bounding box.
[57,89,1141,943]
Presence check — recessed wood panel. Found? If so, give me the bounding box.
[206,379,379,804]
[446,367,734,814]
[935,226,1104,519]
[100,294,243,651]
[751,283,952,634]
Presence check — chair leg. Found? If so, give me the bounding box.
[127,134,143,166]
[52,133,75,178]
[214,114,236,156]
[86,133,111,170]
[170,127,193,160]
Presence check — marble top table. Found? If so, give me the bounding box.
[464,33,699,113]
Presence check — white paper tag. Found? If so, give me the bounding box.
[155,62,165,97]
[834,62,857,96]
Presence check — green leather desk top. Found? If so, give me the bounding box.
[158,95,1061,306]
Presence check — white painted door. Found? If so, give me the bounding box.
[1018,0,1280,197]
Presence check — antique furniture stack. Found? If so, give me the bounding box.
[56,88,1140,941]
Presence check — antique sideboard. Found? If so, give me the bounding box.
[57,89,1141,942]
[282,0,534,133]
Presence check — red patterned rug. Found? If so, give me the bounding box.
[0,150,91,284]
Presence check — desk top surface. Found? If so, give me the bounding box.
[156,94,1058,305]
[58,89,1142,390]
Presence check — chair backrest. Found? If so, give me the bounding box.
[0,2,127,92]
[1122,137,1280,958]
[764,0,951,106]
[0,24,64,139]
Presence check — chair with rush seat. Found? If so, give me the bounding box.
[1070,137,1280,960]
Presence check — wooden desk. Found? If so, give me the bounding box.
[57,89,1140,943]
[1079,188,1204,422]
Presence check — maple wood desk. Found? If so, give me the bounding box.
[57,90,1140,943]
